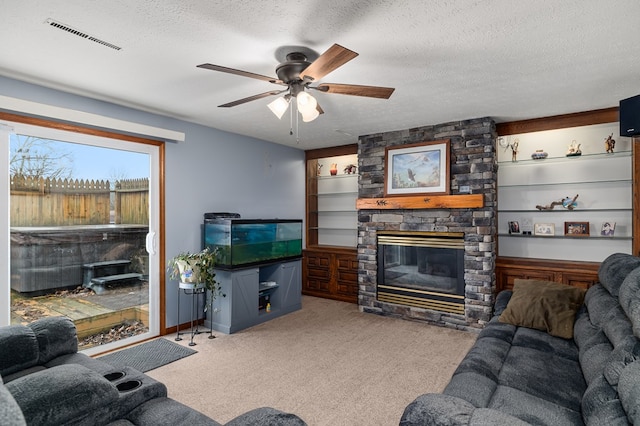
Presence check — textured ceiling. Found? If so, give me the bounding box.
[1,1,639,150]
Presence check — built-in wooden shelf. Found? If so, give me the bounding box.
[356,194,484,210]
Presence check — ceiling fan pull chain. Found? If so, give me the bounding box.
[295,105,300,144]
[289,97,294,136]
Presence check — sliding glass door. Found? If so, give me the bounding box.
[1,120,160,355]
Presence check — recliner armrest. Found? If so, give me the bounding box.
[6,364,119,426]
[400,393,530,426]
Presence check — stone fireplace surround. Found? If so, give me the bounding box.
[357,117,498,331]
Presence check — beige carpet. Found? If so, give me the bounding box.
[147,296,477,426]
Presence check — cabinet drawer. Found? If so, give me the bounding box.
[306,277,331,293]
[305,253,330,268]
[306,267,330,280]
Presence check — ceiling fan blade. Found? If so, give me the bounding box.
[301,44,358,82]
[314,83,395,99]
[197,63,284,85]
[218,90,286,108]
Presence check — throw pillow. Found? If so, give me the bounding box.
[499,279,586,339]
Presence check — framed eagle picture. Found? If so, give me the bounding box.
[384,139,450,196]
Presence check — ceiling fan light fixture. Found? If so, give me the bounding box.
[296,91,317,116]
[300,107,320,122]
[267,96,290,119]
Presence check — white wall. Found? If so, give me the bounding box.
[0,76,305,328]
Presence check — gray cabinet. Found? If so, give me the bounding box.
[205,259,302,334]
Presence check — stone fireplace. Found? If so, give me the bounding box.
[357,118,497,330]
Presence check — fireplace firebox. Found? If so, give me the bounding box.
[376,231,465,314]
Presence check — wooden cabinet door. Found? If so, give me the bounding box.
[303,248,358,303]
[496,256,598,292]
[304,251,332,295]
[335,253,359,300]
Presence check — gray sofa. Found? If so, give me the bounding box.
[401,252,640,425]
[0,316,306,426]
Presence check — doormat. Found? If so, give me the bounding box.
[98,338,197,372]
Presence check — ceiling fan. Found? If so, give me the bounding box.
[197,44,395,123]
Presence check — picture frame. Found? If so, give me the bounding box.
[508,221,520,234]
[600,222,616,236]
[384,139,450,196]
[564,221,590,236]
[520,217,533,235]
[534,223,555,236]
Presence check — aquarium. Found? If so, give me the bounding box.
[204,218,302,268]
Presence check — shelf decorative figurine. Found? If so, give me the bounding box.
[510,139,519,162]
[566,140,582,157]
[535,194,579,211]
[605,134,616,153]
[531,150,548,160]
[344,164,357,174]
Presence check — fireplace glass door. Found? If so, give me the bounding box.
[377,232,465,313]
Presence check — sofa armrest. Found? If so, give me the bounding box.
[225,407,307,426]
[125,397,222,426]
[6,364,119,426]
[27,316,78,364]
[400,394,530,426]
[493,291,513,317]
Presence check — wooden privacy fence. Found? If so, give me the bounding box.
[10,175,149,226]
[114,178,149,225]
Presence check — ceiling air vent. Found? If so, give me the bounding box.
[45,18,122,51]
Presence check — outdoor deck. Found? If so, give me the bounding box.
[11,281,149,347]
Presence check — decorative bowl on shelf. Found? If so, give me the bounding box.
[531,150,548,160]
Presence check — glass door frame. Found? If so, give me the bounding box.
[0,112,165,355]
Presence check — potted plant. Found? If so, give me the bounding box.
[167,247,225,310]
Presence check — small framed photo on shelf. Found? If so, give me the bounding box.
[520,217,533,235]
[564,221,590,236]
[601,222,616,236]
[508,221,520,234]
[534,223,555,236]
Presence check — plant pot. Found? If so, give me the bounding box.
[175,260,201,284]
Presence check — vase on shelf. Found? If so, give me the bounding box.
[329,163,338,175]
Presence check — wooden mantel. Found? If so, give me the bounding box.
[356,194,484,210]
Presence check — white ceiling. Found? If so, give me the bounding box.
[1,1,640,150]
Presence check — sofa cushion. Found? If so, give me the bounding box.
[5,364,119,426]
[598,253,640,297]
[582,374,629,425]
[498,343,585,412]
[583,284,618,327]
[27,316,78,364]
[619,266,640,339]
[0,380,26,426]
[0,325,39,378]
[618,360,640,424]
[488,385,584,425]
[498,279,586,339]
[604,335,640,386]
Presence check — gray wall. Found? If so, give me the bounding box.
[0,75,305,328]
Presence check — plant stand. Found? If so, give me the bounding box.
[175,282,206,346]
